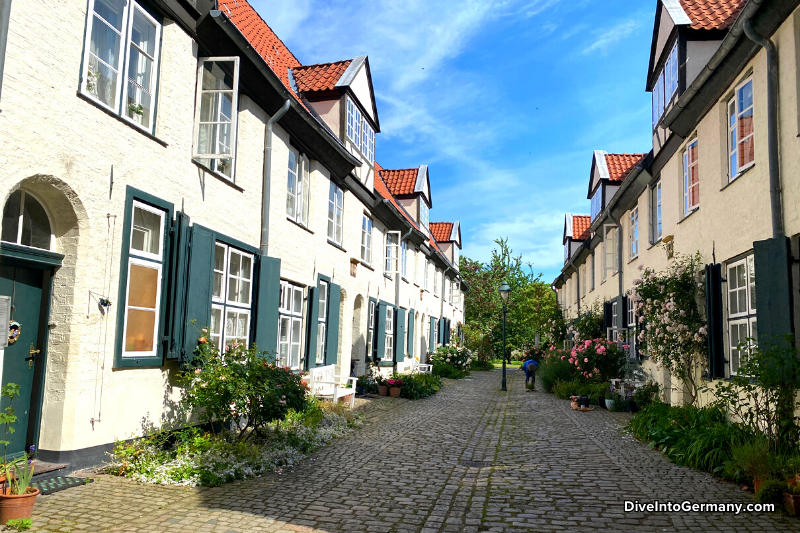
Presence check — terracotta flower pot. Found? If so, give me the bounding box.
[786,492,800,516]
[753,478,765,493]
[389,387,401,398]
[378,385,389,396]
[0,487,39,524]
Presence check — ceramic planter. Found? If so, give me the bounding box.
[389,387,401,398]
[786,492,800,516]
[605,399,615,410]
[0,487,39,524]
[753,478,765,493]
[378,385,389,396]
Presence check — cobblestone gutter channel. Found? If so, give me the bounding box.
[29,372,800,532]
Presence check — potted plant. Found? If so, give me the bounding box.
[731,441,772,493]
[388,378,403,398]
[604,384,616,410]
[0,384,39,524]
[376,375,389,396]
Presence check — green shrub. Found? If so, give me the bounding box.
[731,440,774,481]
[539,357,574,393]
[395,373,442,400]
[632,381,660,409]
[181,334,308,439]
[756,479,788,506]
[432,359,467,379]
[471,359,494,371]
[430,343,472,379]
[552,380,578,399]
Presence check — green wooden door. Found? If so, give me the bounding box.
[0,265,44,457]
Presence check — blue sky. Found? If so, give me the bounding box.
[253,0,657,282]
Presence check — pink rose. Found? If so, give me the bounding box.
[561,356,566,360]
[593,368,599,374]
[584,340,591,347]
[569,358,574,363]
[588,373,593,378]
[584,358,588,363]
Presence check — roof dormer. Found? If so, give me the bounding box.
[380,165,432,234]
[588,151,644,222]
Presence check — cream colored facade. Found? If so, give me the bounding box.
[0,0,463,466]
[554,0,800,406]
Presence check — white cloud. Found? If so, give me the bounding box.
[583,19,641,55]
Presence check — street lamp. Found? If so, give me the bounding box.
[499,282,512,391]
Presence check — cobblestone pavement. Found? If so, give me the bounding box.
[30,371,800,532]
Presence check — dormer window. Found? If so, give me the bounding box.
[346,97,361,147]
[652,42,678,130]
[361,118,375,163]
[590,188,602,221]
[564,242,570,263]
[420,201,429,231]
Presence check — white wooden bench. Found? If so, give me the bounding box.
[412,358,433,374]
[307,364,357,408]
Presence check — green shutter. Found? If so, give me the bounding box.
[376,302,387,362]
[305,286,319,370]
[254,256,281,359]
[183,225,215,365]
[408,308,415,357]
[395,308,406,363]
[438,318,446,345]
[429,317,435,353]
[166,212,191,360]
[325,282,341,366]
[754,237,794,351]
[705,264,725,379]
[603,301,612,332]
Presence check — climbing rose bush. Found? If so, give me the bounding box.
[545,338,625,383]
[431,342,473,378]
[634,251,707,404]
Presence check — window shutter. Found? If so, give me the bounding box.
[620,297,628,330]
[438,318,446,345]
[325,282,341,366]
[376,302,387,361]
[395,308,406,363]
[429,317,435,354]
[166,212,191,360]
[305,286,319,370]
[754,237,793,349]
[603,301,612,331]
[445,319,451,344]
[408,308,415,357]
[705,264,725,379]
[183,225,215,366]
[254,256,281,359]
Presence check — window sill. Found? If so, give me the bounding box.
[76,91,168,147]
[722,163,755,191]
[647,238,663,250]
[193,160,244,192]
[628,254,639,265]
[384,273,393,280]
[327,239,346,253]
[677,207,699,225]
[360,261,374,271]
[402,276,409,284]
[286,217,313,234]
[378,360,394,367]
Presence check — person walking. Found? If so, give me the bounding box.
[521,359,538,391]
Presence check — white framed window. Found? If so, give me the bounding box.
[434,318,440,347]
[591,188,602,221]
[603,225,618,279]
[1,190,55,251]
[652,42,678,130]
[420,201,429,231]
[346,97,362,147]
[192,57,240,180]
[448,278,454,303]
[728,78,754,181]
[122,201,165,357]
[327,182,344,245]
[683,140,699,215]
[580,264,586,299]
[211,242,253,350]
[384,307,394,361]
[286,151,310,226]
[361,117,375,162]
[424,259,429,290]
[629,207,639,259]
[727,255,756,375]
[434,268,440,295]
[628,297,636,327]
[80,0,162,132]
[385,231,400,276]
[564,241,570,263]
[278,281,304,369]
[590,253,595,291]
[650,180,662,243]
[401,240,408,279]
[606,301,618,341]
[360,215,372,264]
[316,281,328,365]
[366,300,376,359]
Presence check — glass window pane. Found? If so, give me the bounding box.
[211,307,222,335]
[213,245,225,298]
[1,191,21,244]
[738,81,753,111]
[131,206,161,255]
[748,256,756,312]
[88,1,124,108]
[125,309,156,352]
[293,287,303,314]
[128,263,159,308]
[19,193,51,250]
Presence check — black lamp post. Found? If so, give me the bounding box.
[499,281,511,391]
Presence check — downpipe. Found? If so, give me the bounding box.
[0,0,11,108]
[260,99,291,256]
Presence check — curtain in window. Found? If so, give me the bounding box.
[88,0,126,107]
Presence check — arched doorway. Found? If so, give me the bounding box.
[0,178,84,457]
[351,295,364,376]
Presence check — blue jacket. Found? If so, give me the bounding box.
[523,360,538,372]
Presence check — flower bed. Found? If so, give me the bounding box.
[430,342,473,379]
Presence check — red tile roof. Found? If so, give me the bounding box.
[218,0,305,106]
[430,222,454,243]
[572,215,591,241]
[679,0,747,31]
[292,60,352,93]
[374,162,418,230]
[605,153,646,182]
[380,168,418,196]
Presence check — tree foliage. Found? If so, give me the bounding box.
[460,238,557,360]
